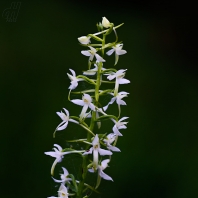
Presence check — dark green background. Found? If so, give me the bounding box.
[1,1,197,197]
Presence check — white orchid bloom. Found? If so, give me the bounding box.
[52,167,71,184]
[102,17,111,28]
[89,159,113,181]
[112,117,129,136]
[103,133,120,152]
[67,69,83,90]
[71,93,95,119]
[83,64,106,75]
[45,144,83,175]
[83,134,112,170]
[103,91,129,111]
[78,36,91,44]
[48,184,69,198]
[106,69,130,95]
[54,108,78,135]
[106,44,127,65]
[81,46,105,63]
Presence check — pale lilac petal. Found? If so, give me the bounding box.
[63,108,69,117]
[117,78,130,84]
[93,149,99,167]
[113,125,123,136]
[89,103,95,111]
[108,145,121,152]
[83,147,93,155]
[99,169,113,181]
[54,144,62,151]
[57,122,68,131]
[81,50,91,56]
[71,99,84,106]
[116,98,126,105]
[116,49,127,55]
[44,151,57,158]
[118,125,127,129]
[109,97,116,104]
[52,177,63,183]
[88,168,94,173]
[62,167,69,176]
[95,54,106,62]
[106,49,115,56]
[98,148,112,156]
[101,159,110,169]
[119,117,129,122]
[56,112,65,121]
[68,118,79,124]
[92,134,99,145]
[119,91,129,95]
[69,69,76,77]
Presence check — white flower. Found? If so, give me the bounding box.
[106,44,127,65]
[48,184,69,198]
[112,117,129,136]
[81,46,105,63]
[54,108,78,134]
[67,69,83,90]
[102,17,111,28]
[103,91,129,111]
[44,144,83,175]
[52,167,71,184]
[106,69,130,95]
[78,36,91,44]
[103,133,120,152]
[83,64,106,76]
[71,94,95,119]
[89,159,113,181]
[83,134,112,170]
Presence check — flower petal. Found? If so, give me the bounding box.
[117,78,130,84]
[106,49,115,56]
[83,147,93,155]
[71,99,84,106]
[113,125,123,136]
[99,169,113,181]
[98,148,112,156]
[95,54,106,62]
[81,50,91,56]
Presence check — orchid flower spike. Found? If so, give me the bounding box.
[71,93,95,120]
[103,133,120,152]
[52,167,72,184]
[78,36,91,44]
[83,134,112,170]
[48,183,69,198]
[54,108,78,137]
[67,69,83,90]
[106,69,130,96]
[106,43,127,65]
[112,117,129,136]
[44,144,84,175]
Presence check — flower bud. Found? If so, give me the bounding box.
[102,17,111,28]
[78,36,91,44]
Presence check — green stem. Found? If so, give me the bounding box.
[77,31,106,198]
